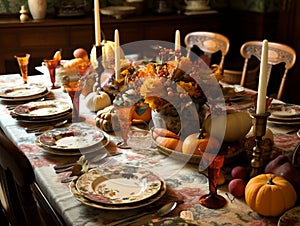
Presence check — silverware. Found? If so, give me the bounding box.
[106,201,177,226]
[25,119,69,133]
[54,153,108,173]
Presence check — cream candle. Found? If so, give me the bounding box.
[114,29,120,81]
[175,30,181,51]
[256,39,269,114]
[94,0,101,46]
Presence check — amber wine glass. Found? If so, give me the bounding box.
[113,103,134,149]
[44,59,60,89]
[199,152,227,209]
[15,53,30,84]
[63,79,85,122]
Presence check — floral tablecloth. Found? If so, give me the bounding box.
[1,74,300,226]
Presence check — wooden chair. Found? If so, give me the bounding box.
[184,31,230,71]
[240,41,296,100]
[0,130,66,226]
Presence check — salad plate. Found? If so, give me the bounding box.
[70,176,167,210]
[0,84,49,101]
[12,100,71,119]
[36,132,110,156]
[76,165,163,205]
[38,126,105,151]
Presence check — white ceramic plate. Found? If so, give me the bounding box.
[270,104,300,118]
[100,6,136,19]
[38,126,105,151]
[0,84,49,101]
[0,84,47,99]
[76,165,163,205]
[278,206,300,226]
[70,177,167,210]
[13,100,71,119]
[36,132,110,156]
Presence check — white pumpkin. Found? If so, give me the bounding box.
[84,91,111,112]
[203,110,252,142]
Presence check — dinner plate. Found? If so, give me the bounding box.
[38,126,105,151]
[269,104,300,117]
[12,100,71,119]
[76,165,163,205]
[0,84,47,99]
[278,206,300,226]
[36,132,110,156]
[70,176,167,210]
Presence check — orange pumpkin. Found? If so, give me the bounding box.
[131,103,151,124]
[182,129,220,156]
[245,173,297,217]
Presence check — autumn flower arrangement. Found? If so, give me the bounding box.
[118,47,223,113]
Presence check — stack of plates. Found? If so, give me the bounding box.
[70,165,167,210]
[0,84,49,102]
[36,125,110,155]
[11,100,72,123]
[268,104,300,126]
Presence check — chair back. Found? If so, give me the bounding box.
[240,41,296,100]
[0,131,65,226]
[184,31,230,71]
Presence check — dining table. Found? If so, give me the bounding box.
[0,73,300,226]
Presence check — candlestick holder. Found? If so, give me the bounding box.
[94,44,104,92]
[248,110,271,178]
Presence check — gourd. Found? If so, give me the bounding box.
[245,173,297,217]
[203,110,252,142]
[95,105,117,132]
[85,91,111,112]
[182,129,220,155]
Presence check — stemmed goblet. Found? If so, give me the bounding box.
[44,59,60,89]
[63,77,85,122]
[113,102,134,149]
[14,53,30,84]
[199,150,227,209]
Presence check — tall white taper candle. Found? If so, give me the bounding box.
[94,0,101,46]
[256,39,269,114]
[175,30,181,51]
[114,29,120,81]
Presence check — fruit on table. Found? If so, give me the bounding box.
[153,128,182,152]
[264,145,300,195]
[245,173,297,217]
[228,178,246,198]
[231,166,248,181]
[182,129,220,155]
[203,110,252,142]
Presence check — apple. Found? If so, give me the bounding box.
[228,178,246,198]
[231,166,248,180]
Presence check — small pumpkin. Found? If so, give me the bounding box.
[245,173,297,217]
[85,90,111,112]
[182,129,220,156]
[96,105,118,132]
[131,103,151,124]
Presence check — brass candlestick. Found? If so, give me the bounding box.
[94,45,104,92]
[249,110,271,178]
